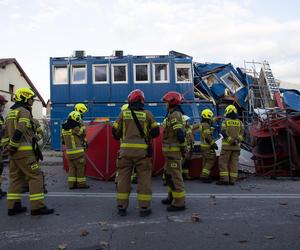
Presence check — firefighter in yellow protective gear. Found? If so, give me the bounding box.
[194,108,218,183]
[114,104,137,186]
[74,103,88,150]
[0,95,8,198]
[161,91,186,212]
[5,87,54,216]
[120,104,138,185]
[217,105,244,185]
[62,111,89,189]
[112,89,159,217]
[181,115,194,180]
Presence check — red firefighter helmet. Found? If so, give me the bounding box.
[0,95,8,105]
[128,89,145,104]
[162,91,183,106]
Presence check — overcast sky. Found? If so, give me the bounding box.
[1,0,300,100]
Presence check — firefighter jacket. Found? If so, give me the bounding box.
[61,122,85,160]
[162,110,185,159]
[221,118,244,151]
[4,105,36,159]
[112,108,158,158]
[196,122,215,151]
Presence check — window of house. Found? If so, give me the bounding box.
[112,64,127,84]
[153,63,169,83]
[220,72,244,93]
[9,84,14,101]
[175,64,192,83]
[134,64,150,83]
[53,65,68,84]
[93,65,109,84]
[71,65,87,84]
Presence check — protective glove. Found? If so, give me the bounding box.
[211,143,218,150]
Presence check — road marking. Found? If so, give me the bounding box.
[19,192,300,199]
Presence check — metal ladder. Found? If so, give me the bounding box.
[261,60,279,98]
[243,60,281,176]
[244,60,280,111]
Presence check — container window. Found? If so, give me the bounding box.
[153,63,169,83]
[220,72,244,93]
[202,75,219,87]
[53,65,68,84]
[175,64,192,83]
[112,64,127,83]
[93,65,108,84]
[72,65,87,84]
[134,64,150,83]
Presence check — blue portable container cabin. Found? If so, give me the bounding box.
[50,51,214,150]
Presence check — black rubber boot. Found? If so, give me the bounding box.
[161,198,172,205]
[118,208,127,216]
[167,205,186,212]
[76,185,90,189]
[216,181,229,185]
[69,183,77,189]
[140,209,152,217]
[8,202,27,216]
[31,206,54,216]
[201,177,213,183]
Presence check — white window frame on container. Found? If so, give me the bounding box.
[153,63,169,83]
[175,63,192,83]
[134,63,150,84]
[53,65,69,85]
[93,64,109,84]
[71,65,87,84]
[202,74,219,87]
[220,72,244,93]
[112,64,128,84]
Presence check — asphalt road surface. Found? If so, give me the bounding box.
[0,151,300,250]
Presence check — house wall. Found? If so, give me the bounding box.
[0,63,44,119]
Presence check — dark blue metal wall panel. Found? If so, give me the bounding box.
[90,104,122,120]
[69,85,89,103]
[50,104,74,150]
[51,85,69,103]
